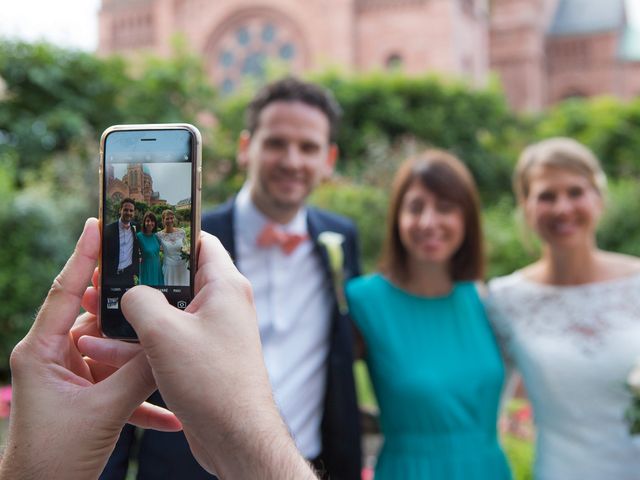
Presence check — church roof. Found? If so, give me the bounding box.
[619,26,640,60]
[548,0,625,36]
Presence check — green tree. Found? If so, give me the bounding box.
[536,96,640,178]
[210,71,524,203]
[0,40,219,376]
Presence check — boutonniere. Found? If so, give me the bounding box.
[625,358,640,435]
[317,231,348,314]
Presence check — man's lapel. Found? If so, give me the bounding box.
[202,198,236,260]
[307,208,344,313]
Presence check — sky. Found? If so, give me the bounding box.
[0,0,101,51]
[1,0,640,52]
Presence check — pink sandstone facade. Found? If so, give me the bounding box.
[97,0,640,111]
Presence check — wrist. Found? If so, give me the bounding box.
[211,408,316,479]
[183,394,316,479]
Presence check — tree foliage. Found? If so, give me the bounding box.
[4,39,640,379]
[0,40,218,377]
[211,70,522,201]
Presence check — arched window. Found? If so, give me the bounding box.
[561,89,587,101]
[385,53,403,71]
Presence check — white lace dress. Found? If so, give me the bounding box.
[157,229,189,286]
[487,271,640,480]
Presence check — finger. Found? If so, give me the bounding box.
[128,402,182,432]
[121,286,190,343]
[85,357,118,383]
[92,267,99,289]
[95,351,157,416]
[188,233,253,315]
[194,233,239,290]
[32,218,100,336]
[70,312,100,345]
[81,286,98,315]
[78,336,142,368]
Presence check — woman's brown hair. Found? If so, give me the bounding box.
[379,149,484,282]
[142,211,158,233]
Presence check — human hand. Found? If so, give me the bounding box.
[79,232,316,479]
[0,218,181,480]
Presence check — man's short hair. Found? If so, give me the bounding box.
[120,198,136,210]
[245,76,342,143]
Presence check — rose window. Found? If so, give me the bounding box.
[208,14,305,94]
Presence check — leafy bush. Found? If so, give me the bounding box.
[536,96,640,178]
[311,180,388,272]
[0,162,84,379]
[597,179,640,256]
[501,434,534,480]
[0,40,219,376]
[316,71,518,199]
[211,71,523,201]
[484,198,538,280]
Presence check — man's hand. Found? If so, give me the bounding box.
[79,232,317,479]
[0,218,181,480]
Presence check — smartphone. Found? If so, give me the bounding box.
[98,124,202,340]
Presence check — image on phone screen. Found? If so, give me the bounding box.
[100,127,199,339]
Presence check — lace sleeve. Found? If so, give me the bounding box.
[484,284,516,369]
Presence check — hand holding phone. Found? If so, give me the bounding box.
[99,124,202,339]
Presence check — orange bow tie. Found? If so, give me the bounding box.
[257,223,308,255]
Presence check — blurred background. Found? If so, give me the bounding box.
[3,1,640,477]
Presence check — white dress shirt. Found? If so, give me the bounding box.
[117,219,134,271]
[234,185,333,459]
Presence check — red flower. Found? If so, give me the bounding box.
[0,385,12,419]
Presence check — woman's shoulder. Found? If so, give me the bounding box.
[487,269,530,295]
[599,251,640,278]
[347,273,386,298]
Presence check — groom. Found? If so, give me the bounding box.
[102,197,139,287]
[101,78,362,480]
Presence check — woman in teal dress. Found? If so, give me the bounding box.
[346,150,511,479]
[136,211,164,286]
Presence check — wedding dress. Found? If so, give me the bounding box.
[487,271,640,480]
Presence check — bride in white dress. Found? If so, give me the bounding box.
[487,138,640,480]
[157,210,189,286]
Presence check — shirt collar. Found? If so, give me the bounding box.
[119,219,132,230]
[235,183,308,244]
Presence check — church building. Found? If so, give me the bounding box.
[97,0,640,110]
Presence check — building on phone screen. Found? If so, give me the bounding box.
[107,164,167,206]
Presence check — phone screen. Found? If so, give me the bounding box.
[100,126,200,339]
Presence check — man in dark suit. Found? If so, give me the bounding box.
[101,78,362,480]
[103,198,140,286]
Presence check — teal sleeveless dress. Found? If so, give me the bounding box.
[346,274,511,480]
[136,232,164,286]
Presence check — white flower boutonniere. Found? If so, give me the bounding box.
[625,358,640,435]
[318,231,348,314]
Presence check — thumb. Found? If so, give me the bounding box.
[120,286,190,344]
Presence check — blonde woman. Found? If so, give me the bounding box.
[487,138,640,479]
[157,209,189,286]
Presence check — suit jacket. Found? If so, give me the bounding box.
[100,199,362,480]
[103,220,140,280]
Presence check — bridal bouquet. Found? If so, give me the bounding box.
[624,358,640,435]
[180,243,191,267]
